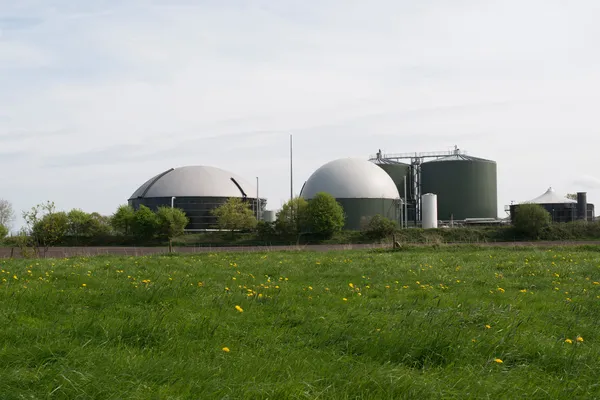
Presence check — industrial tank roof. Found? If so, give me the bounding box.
[129,166,257,199]
[524,187,576,204]
[301,158,400,199]
[425,154,495,163]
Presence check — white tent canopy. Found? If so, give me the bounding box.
[524,187,575,204]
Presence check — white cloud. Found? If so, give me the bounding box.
[1,0,600,229]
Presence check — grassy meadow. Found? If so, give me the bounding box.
[1,246,599,399]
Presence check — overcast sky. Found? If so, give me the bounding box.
[1,0,599,230]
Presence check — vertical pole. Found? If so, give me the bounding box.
[290,134,293,202]
[403,176,407,228]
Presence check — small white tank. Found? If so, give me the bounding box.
[262,210,277,223]
[422,193,438,229]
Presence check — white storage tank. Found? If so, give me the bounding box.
[262,210,276,223]
[422,193,438,229]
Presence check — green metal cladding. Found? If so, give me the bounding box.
[421,156,497,220]
[335,198,399,230]
[374,162,412,200]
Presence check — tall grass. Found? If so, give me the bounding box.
[0,247,599,398]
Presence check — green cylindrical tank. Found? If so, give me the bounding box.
[421,154,497,220]
[373,160,412,200]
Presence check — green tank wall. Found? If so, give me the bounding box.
[375,163,412,200]
[335,198,399,230]
[421,159,497,220]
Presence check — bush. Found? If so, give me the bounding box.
[0,224,8,241]
[132,205,160,240]
[305,192,345,239]
[211,198,257,234]
[256,221,278,240]
[514,203,551,239]
[362,214,397,240]
[111,205,135,235]
[276,197,309,235]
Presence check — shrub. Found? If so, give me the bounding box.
[362,214,397,240]
[132,205,160,240]
[0,224,7,241]
[276,197,309,235]
[111,205,135,235]
[305,192,345,239]
[513,203,551,239]
[256,221,278,240]
[211,198,257,234]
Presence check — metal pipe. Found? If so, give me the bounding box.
[256,177,260,220]
[171,196,176,208]
[403,176,407,228]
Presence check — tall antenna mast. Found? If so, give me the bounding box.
[290,134,293,201]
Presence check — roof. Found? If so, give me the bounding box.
[371,159,410,166]
[425,154,495,163]
[523,187,576,204]
[129,165,257,199]
[300,158,400,199]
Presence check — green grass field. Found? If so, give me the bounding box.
[1,246,599,399]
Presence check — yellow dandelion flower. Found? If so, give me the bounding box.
[485,325,491,329]
[520,289,527,293]
[342,298,348,301]
[471,339,477,343]
[82,283,87,287]
[576,336,584,342]
[493,358,503,364]
[497,287,505,293]
[349,283,354,288]
[565,338,573,344]
[222,347,230,352]
[308,286,313,290]
[593,282,599,285]
[13,275,18,280]
[235,305,244,313]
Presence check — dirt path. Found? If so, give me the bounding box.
[1,241,600,259]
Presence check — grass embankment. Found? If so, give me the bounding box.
[1,247,599,398]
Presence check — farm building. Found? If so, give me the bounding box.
[128,166,264,230]
[508,187,594,223]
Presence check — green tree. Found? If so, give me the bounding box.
[67,209,92,243]
[0,224,8,241]
[566,193,577,201]
[111,205,135,235]
[88,212,112,236]
[276,197,309,235]
[362,214,397,240]
[305,192,345,239]
[211,198,257,235]
[156,206,189,252]
[23,201,69,257]
[514,203,551,239]
[0,199,15,229]
[131,205,160,241]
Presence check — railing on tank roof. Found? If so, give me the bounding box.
[369,148,467,161]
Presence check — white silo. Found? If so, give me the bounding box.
[421,193,438,229]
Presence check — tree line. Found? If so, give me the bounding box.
[0,192,380,254]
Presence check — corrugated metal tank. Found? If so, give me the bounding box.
[421,154,497,220]
[372,160,412,200]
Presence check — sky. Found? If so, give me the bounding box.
[1,0,599,231]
